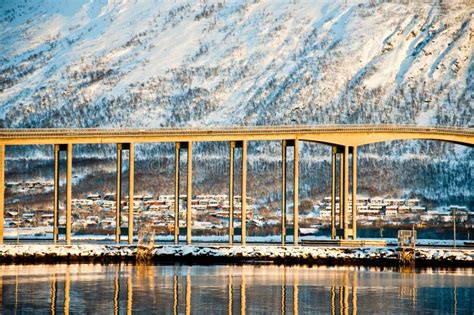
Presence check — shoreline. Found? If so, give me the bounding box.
[0,244,473,267]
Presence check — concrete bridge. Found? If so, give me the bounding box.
[0,125,472,245]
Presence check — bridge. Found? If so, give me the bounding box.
[0,125,472,246]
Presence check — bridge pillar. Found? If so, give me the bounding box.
[0,144,4,245]
[229,141,235,245]
[53,144,68,243]
[241,140,247,246]
[186,141,192,245]
[174,142,193,245]
[66,143,72,245]
[174,142,180,244]
[128,143,134,245]
[116,144,123,244]
[352,146,357,239]
[339,149,343,230]
[281,140,287,245]
[293,139,299,246]
[334,145,357,240]
[343,146,350,239]
[53,145,60,243]
[331,146,336,239]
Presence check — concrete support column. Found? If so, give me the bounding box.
[116,144,122,244]
[53,145,60,243]
[281,140,287,246]
[128,143,134,244]
[229,141,235,245]
[293,140,299,246]
[343,146,349,239]
[331,146,336,240]
[186,142,192,245]
[352,146,357,239]
[339,150,344,230]
[0,144,4,245]
[66,144,72,245]
[174,143,180,245]
[241,140,247,246]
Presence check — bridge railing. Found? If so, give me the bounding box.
[0,124,472,138]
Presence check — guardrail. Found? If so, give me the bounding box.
[0,125,472,139]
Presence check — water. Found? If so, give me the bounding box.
[0,264,472,314]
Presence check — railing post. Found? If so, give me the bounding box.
[116,144,122,244]
[352,146,357,239]
[128,143,134,245]
[66,143,72,245]
[53,144,60,244]
[293,139,299,246]
[331,146,336,240]
[229,141,235,245]
[0,144,4,245]
[174,143,180,245]
[241,140,247,246]
[281,140,287,246]
[186,141,192,245]
[343,145,349,240]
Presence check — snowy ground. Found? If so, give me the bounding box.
[0,243,472,266]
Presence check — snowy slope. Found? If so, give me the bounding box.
[1,0,472,128]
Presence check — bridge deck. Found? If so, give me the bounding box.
[0,125,472,146]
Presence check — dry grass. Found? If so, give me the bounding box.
[136,230,155,262]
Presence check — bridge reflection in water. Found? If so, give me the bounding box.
[0,264,471,314]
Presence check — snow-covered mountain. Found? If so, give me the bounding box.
[1,0,472,128]
[1,0,473,207]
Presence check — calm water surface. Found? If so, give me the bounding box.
[0,264,472,314]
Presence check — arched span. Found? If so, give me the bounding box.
[300,129,474,148]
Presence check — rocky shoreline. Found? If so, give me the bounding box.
[0,245,473,267]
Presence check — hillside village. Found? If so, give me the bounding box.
[3,184,472,237]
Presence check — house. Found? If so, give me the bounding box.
[384,205,398,218]
[406,199,420,206]
[411,206,426,212]
[86,194,102,201]
[103,193,115,201]
[319,208,331,218]
[399,205,411,213]
[370,197,384,204]
[385,198,406,206]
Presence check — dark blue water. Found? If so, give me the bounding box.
[0,264,472,314]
